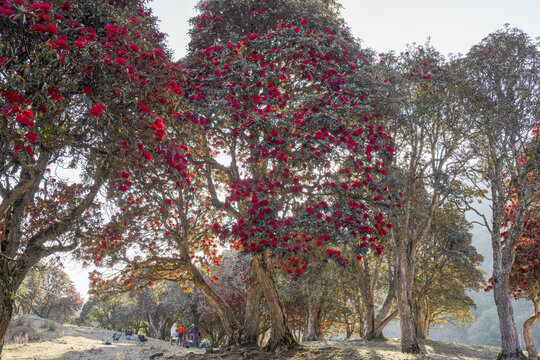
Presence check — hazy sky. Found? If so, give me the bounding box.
[149,0,540,60]
[68,0,539,299]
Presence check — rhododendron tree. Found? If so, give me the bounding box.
[78,152,246,344]
[460,26,540,360]
[375,43,471,353]
[182,0,394,350]
[14,265,82,322]
[0,0,181,353]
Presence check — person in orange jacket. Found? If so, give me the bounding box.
[176,325,185,346]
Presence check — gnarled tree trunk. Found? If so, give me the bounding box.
[251,252,296,351]
[242,260,263,346]
[184,259,242,345]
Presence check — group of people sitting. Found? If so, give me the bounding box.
[109,329,148,345]
[170,323,196,346]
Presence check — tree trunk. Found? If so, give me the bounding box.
[523,300,539,360]
[305,290,321,341]
[356,299,365,339]
[357,321,365,339]
[493,274,526,360]
[345,324,353,339]
[209,329,216,346]
[191,302,200,347]
[184,260,242,345]
[242,259,263,346]
[359,257,377,340]
[147,313,167,339]
[0,282,15,355]
[395,238,421,353]
[157,315,167,340]
[252,252,296,351]
[147,312,158,338]
[373,273,396,340]
[0,259,26,354]
[413,298,426,340]
[423,308,431,340]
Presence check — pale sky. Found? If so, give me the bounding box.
[68,0,540,300]
[150,0,540,60]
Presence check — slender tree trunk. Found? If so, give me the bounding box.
[413,298,426,340]
[356,299,365,339]
[490,178,527,360]
[357,321,365,339]
[359,257,377,340]
[147,312,158,338]
[147,313,167,339]
[345,324,353,339]
[157,316,167,340]
[242,260,263,346]
[374,267,396,327]
[423,308,431,340]
[395,236,421,353]
[305,290,321,341]
[184,260,242,345]
[490,199,526,360]
[251,252,296,351]
[523,300,539,360]
[191,302,200,347]
[493,273,526,360]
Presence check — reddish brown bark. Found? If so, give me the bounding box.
[251,252,296,351]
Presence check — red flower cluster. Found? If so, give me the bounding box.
[89,103,105,117]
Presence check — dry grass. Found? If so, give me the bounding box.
[6,315,62,344]
[3,316,502,360]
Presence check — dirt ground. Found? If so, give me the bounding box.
[175,339,500,360]
[3,315,204,360]
[3,316,502,360]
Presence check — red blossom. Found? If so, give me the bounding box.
[44,24,58,34]
[89,103,105,117]
[25,131,38,143]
